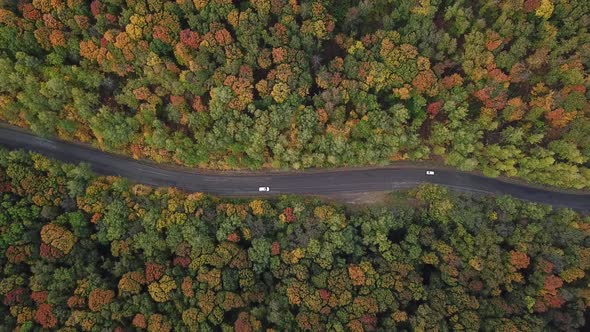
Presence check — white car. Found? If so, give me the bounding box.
[426,170,435,175]
[258,186,270,192]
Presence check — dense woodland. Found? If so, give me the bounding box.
[0,148,589,330]
[0,0,589,188]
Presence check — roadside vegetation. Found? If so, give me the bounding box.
[1,148,590,330]
[0,1,589,188]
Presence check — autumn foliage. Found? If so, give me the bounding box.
[0,0,586,189]
[2,150,590,330]
[1,0,590,328]
[34,304,57,329]
[88,289,114,312]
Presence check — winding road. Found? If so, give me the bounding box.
[0,124,588,211]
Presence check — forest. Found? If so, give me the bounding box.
[1,147,590,330]
[0,0,589,188]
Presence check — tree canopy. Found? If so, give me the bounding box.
[1,148,590,330]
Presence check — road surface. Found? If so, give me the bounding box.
[0,124,588,211]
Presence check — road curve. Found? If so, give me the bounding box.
[0,124,588,211]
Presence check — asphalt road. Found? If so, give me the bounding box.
[0,125,589,211]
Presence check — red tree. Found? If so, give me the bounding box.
[234,312,252,332]
[271,241,280,256]
[132,313,147,329]
[227,233,241,243]
[90,0,101,16]
[3,287,26,306]
[283,207,295,222]
[35,303,57,329]
[427,101,444,118]
[31,291,48,304]
[180,29,200,49]
[510,251,530,269]
[146,262,165,283]
[543,275,563,296]
[40,242,63,260]
[173,256,191,268]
